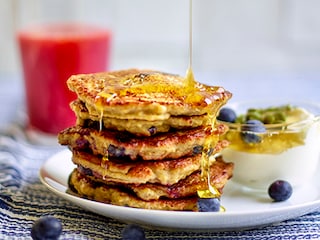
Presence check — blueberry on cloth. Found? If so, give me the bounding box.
[268,180,293,202]
[31,216,62,240]
[197,198,220,212]
[240,119,266,143]
[121,224,146,240]
[217,108,237,123]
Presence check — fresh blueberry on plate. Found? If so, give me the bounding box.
[268,180,293,202]
[241,119,266,143]
[197,198,221,212]
[217,108,237,123]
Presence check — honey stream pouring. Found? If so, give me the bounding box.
[186,0,221,199]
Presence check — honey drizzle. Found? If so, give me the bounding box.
[93,0,222,201]
[95,90,118,166]
[99,108,103,131]
[185,0,220,199]
[95,91,118,131]
[184,0,196,90]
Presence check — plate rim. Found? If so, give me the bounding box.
[39,149,320,231]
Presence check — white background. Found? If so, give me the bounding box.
[2,0,320,75]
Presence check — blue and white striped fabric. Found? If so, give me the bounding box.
[1,134,320,240]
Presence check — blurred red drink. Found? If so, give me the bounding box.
[18,23,111,134]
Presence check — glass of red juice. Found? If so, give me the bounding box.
[17,23,111,136]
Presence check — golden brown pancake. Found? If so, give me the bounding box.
[66,69,232,121]
[77,156,234,201]
[72,150,204,185]
[70,139,228,186]
[58,124,228,161]
[71,100,210,136]
[60,68,233,211]
[69,169,198,211]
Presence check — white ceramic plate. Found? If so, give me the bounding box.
[40,149,320,231]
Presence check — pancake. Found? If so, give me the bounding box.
[66,69,232,121]
[69,169,198,211]
[58,124,228,161]
[77,156,234,201]
[72,150,204,185]
[71,100,210,136]
[71,139,228,186]
[60,68,233,211]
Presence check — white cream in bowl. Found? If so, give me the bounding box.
[219,101,320,190]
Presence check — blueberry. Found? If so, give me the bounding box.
[193,145,203,155]
[75,137,89,150]
[197,198,220,212]
[31,216,62,240]
[121,224,146,240]
[241,119,266,132]
[217,108,237,123]
[241,119,266,143]
[268,180,293,202]
[148,126,157,135]
[108,144,126,158]
[78,165,93,176]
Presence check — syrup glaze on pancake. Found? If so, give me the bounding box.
[58,124,228,161]
[77,156,234,201]
[66,69,232,121]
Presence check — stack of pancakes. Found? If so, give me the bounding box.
[58,69,234,211]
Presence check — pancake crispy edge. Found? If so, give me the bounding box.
[70,139,229,186]
[71,150,203,185]
[69,169,198,211]
[78,156,234,201]
[58,124,228,161]
[66,69,232,121]
[129,156,233,200]
[71,100,210,136]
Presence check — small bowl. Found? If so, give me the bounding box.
[218,100,320,190]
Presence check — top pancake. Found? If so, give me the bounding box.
[67,69,232,121]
